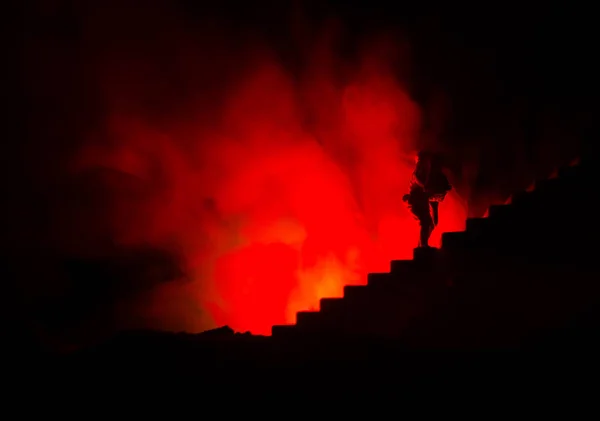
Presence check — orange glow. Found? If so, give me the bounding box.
[68,35,467,335]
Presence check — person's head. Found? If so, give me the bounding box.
[416,151,443,169]
[430,153,443,169]
[416,151,431,163]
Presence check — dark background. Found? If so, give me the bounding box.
[10,0,597,216]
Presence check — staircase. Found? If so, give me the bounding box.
[271,159,600,348]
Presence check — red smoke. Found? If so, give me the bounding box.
[53,5,467,335]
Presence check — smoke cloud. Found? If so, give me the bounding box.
[14,0,476,346]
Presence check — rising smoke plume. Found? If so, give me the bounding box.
[14,0,475,347]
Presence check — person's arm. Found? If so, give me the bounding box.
[413,161,430,188]
[411,172,424,187]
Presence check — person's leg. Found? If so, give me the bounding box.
[430,201,439,226]
[419,212,434,247]
[411,200,434,248]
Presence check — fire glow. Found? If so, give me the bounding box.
[65,24,467,335]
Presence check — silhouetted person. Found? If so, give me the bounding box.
[403,151,452,248]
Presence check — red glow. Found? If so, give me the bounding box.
[67,32,467,335]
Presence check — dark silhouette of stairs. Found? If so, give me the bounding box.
[271,158,600,348]
[37,158,600,394]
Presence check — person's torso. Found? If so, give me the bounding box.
[426,172,451,194]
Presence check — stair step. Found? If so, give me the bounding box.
[369,275,426,293]
[501,190,574,221]
[443,227,522,251]
[390,259,414,273]
[488,204,514,219]
[511,191,536,207]
[319,297,344,313]
[367,272,408,290]
[343,285,368,300]
[413,246,442,262]
[558,163,585,180]
[271,324,296,337]
[466,217,490,233]
[535,177,566,193]
[511,188,566,209]
[296,311,322,327]
[441,231,469,249]
[367,272,393,285]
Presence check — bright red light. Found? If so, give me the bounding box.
[68,35,467,335]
